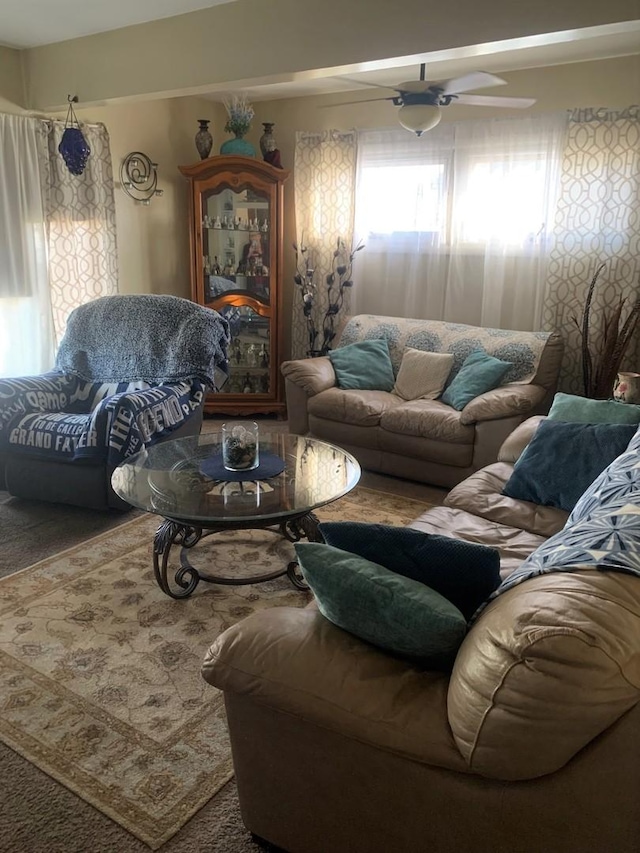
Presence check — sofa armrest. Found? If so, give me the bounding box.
[202,607,468,774]
[449,571,640,781]
[281,357,336,396]
[281,357,336,435]
[459,383,546,426]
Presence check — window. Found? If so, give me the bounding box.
[355,121,561,252]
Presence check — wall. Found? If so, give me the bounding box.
[75,97,225,299]
[0,45,26,112]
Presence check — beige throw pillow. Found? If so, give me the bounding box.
[392,348,454,401]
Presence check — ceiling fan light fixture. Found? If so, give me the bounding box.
[397,103,442,136]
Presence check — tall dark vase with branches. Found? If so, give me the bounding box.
[572,262,640,399]
[294,237,365,357]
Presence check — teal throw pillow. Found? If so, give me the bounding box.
[295,542,467,668]
[329,339,395,391]
[318,522,500,621]
[548,392,640,425]
[440,350,511,411]
[502,420,636,512]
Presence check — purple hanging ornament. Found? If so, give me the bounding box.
[58,95,91,176]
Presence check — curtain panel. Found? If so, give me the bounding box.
[0,114,118,377]
[541,106,640,394]
[0,115,55,377]
[291,130,357,359]
[39,121,119,344]
[351,114,567,332]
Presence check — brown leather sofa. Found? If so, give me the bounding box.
[202,416,640,853]
[282,315,564,488]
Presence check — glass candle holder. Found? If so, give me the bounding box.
[222,421,259,471]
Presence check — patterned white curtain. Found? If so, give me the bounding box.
[542,106,640,394]
[0,115,55,377]
[291,130,357,359]
[39,121,119,344]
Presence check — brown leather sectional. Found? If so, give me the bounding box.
[202,417,640,853]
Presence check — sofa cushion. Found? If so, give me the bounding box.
[445,462,568,539]
[295,542,467,666]
[441,350,512,411]
[392,349,454,401]
[410,505,551,579]
[318,522,501,621]
[329,339,395,391]
[502,420,636,512]
[380,400,474,443]
[548,392,640,425]
[308,388,401,427]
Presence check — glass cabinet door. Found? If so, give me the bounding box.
[201,185,273,396]
[202,186,270,304]
[218,304,271,394]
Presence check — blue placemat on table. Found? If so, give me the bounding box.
[199,451,286,482]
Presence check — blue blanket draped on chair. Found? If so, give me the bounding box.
[54,294,230,388]
[0,295,230,470]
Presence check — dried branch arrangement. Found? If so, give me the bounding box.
[572,262,640,399]
[294,237,365,356]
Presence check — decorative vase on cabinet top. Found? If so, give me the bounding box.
[195,119,213,160]
[220,135,256,157]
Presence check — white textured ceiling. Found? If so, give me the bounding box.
[0,0,237,49]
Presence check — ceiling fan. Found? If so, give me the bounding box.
[330,64,536,136]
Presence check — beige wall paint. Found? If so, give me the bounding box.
[24,0,639,109]
[75,97,225,298]
[0,45,26,111]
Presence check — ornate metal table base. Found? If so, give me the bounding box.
[152,512,320,599]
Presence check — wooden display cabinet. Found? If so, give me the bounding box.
[179,155,290,416]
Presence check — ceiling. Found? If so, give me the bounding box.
[231,22,640,102]
[0,0,237,49]
[1,3,639,103]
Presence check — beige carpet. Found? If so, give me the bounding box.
[0,486,430,850]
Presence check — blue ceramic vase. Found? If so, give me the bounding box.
[220,135,256,157]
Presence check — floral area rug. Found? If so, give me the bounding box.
[0,487,428,849]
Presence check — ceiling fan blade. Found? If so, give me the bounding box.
[320,96,396,108]
[453,93,536,108]
[440,72,506,95]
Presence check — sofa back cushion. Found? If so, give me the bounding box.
[337,314,559,387]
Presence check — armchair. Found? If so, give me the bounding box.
[0,294,229,510]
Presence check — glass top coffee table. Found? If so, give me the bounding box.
[111,433,361,599]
